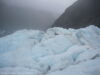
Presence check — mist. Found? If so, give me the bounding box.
[0,0,77,36]
[3,0,77,15]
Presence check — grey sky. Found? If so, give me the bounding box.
[1,0,77,36]
[3,0,77,15]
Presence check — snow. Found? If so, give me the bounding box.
[0,25,100,75]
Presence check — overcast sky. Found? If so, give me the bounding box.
[3,0,77,15]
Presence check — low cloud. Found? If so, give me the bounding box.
[3,0,77,15]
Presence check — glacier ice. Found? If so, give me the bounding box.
[0,25,100,75]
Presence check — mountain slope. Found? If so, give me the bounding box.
[52,0,100,28]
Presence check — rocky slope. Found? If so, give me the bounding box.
[52,0,100,28]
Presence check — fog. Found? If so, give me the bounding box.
[0,0,77,36]
[3,0,77,15]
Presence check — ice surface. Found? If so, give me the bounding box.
[0,25,100,75]
[47,57,100,75]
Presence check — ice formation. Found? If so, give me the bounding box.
[0,25,100,75]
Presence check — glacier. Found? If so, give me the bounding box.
[0,25,100,75]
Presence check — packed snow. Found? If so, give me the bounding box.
[0,25,100,75]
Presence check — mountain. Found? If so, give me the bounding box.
[0,2,56,37]
[52,0,100,29]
